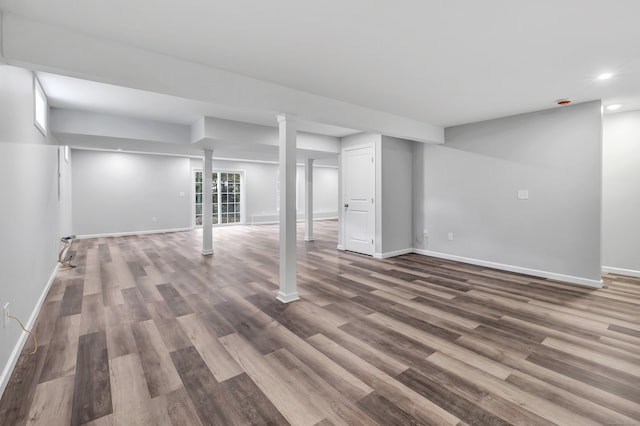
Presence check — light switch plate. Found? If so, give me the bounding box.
[517,189,529,200]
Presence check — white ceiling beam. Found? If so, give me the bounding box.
[51,108,341,163]
[195,116,340,152]
[51,109,191,144]
[3,14,444,144]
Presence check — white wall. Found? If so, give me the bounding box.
[72,151,338,237]
[602,111,640,276]
[191,158,338,224]
[414,101,603,287]
[381,136,414,255]
[72,150,192,236]
[339,133,415,256]
[52,108,191,144]
[0,66,71,397]
[305,166,339,217]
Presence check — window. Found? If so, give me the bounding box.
[194,170,243,226]
[34,76,48,136]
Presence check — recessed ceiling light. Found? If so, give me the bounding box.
[606,104,621,110]
[598,73,613,80]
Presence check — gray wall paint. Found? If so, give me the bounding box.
[415,101,603,284]
[307,166,339,216]
[603,111,640,274]
[0,66,71,395]
[340,133,415,255]
[191,158,338,224]
[381,136,414,254]
[340,132,380,150]
[72,150,192,235]
[73,151,339,237]
[52,108,191,144]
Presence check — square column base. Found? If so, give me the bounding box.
[276,291,300,304]
[201,249,214,256]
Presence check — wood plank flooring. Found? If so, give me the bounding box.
[1,220,640,425]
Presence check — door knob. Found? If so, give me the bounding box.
[344,203,349,208]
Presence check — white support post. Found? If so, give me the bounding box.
[337,153,344,250]
[276,114,299,303]
[304,158,314,241]
[202,149,214,255]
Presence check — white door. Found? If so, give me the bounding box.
[343,145,375,256]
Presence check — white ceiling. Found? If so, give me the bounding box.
[2,0,640,129]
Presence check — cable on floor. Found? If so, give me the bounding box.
[8,315,38,355]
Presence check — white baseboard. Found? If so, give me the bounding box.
[374,248,414,259]
[413,249,603,289]
[251,217,339,226]
[299,217,338,223]
[250,212,338,225]
[602,266,640,278]
[77,227,193,239]
[0,263,59,399]
[337,245,345,251]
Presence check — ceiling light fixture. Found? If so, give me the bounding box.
[597,73,613,80]
[606,104,621,110]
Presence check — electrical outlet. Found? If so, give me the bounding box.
[423,229,428,238]
[448,232,454,241]
[3,303,9,328]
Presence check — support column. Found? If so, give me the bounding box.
[337,153,344,250]
[202,149,214,255]
[304,158,314,241]
[276,114,299,303]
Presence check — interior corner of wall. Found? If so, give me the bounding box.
[0,10,5,62]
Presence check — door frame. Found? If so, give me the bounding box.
[340,143,376,256]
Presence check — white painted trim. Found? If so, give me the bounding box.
[0,264,59,399]
[337,244,345,251]
[374,248,413,259]
[303,163,339,169]
[194,168,245,227]
[413,249,604,289]
[206,156,339,168]
[33,74,48,136]
[201,249,214,256]
[341,143,376,257]
[250,216,338,226]
[276,291,300,303]
[76,227,193,239]
[72,146,198,159]
[602,266,640,278]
